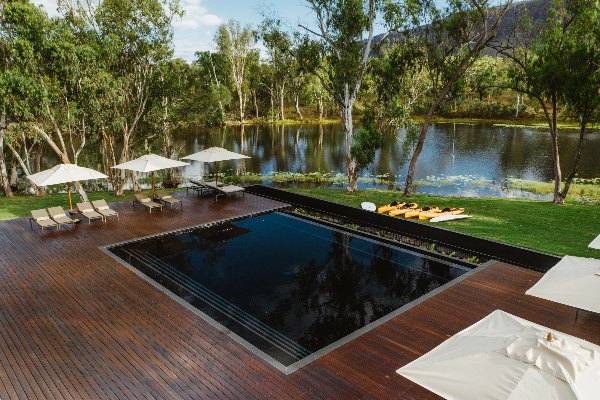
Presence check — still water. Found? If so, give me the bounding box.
[172,123,600,197]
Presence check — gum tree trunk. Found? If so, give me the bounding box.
[0,114,14,197]
[341,93,358,192]
[294,93,303,119]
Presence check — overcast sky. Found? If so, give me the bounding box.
[31,0,315,61]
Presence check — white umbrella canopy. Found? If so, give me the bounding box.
[588,234,600,249]
[181,147,250,163]
[27,164,108,211]
[526,256,600,314]
[111,154,189,173]
[397,310,600,400]
[112,154,189,196]
[181,147,250,185]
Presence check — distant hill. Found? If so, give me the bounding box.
[372,0,552,50]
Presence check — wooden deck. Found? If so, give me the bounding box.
[0,192,598,399]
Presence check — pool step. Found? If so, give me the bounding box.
[124,249,311,361]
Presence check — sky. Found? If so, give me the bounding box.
[32,0,316,61]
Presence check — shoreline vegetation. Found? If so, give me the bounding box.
[215,115,597,130]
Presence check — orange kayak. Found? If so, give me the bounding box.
[377,201,405,214]
[419,207,466,220]
[389,203,418,216]
[441,207,465,215]
[405,206,439,219]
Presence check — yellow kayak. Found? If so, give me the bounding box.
[419,207,466,220]
[440,207,465,215]
[405,206,439,219]
[377,201,405,214]
[389,203,418,216]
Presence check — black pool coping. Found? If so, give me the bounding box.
[244,185,561,272]
[99,207,491,375]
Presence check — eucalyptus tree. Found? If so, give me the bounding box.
[300,0,423,192]
[259,18,294,120]
[559,4,600,201]
[215,19,255,123]
[194,50,231,125]
[494,0,600,203]
[85,0,182,195]
[0,1,54,196]
[290,34,322,120]
[245,50,261,119]
[402,0,512,196]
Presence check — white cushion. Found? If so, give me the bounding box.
[140,198,150,203]
[162,195,172,199]
[97,206,109,211]
[82,209,94,213]
[36,216,49,221]
[53,214,65,219]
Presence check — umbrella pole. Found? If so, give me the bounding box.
[151,171,155,198]
[67,182,73,211]
[215,163,219,187]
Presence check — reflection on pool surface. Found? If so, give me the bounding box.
[108,212,469,370]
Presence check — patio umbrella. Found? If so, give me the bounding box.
[111,154,189,197]
[27,164,108,211]
[526,255,600,314]
[181,147,250,186]
[397,310,600,400]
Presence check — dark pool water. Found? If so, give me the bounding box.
[108,212,467,369]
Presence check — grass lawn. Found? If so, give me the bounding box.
[287,188,600,259]
[0,189,179,221]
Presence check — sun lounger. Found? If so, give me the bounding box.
[30,209,59,232]
[133,193,163,213]
[155,190,183,209]
[91,199,119,221]
[76,202,105,224]
[187,179,222,196]
[214,184,245,201]
[47,206,76,229]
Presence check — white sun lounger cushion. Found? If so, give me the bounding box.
[36,216,49,221]
[81,208,94,213]
[97,206,109,211]
[161,195,172,199]
[498,327,598,383]
[53,213,67,219]
[140,198,150,203]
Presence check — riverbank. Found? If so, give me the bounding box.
[220,116,586,129]
[286,188,600,258]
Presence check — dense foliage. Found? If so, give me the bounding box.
[0,0,597,203]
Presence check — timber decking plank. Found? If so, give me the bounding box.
[0,192,598,399]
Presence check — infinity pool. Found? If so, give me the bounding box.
[107,212,469,372]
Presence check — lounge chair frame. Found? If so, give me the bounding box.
[91,199,119,221]
[213,184,245,202]
[47,207,76,230]
[30,209,59,232]
[76,202,105,224]
[133,194,163,213]
[155,190,183,210]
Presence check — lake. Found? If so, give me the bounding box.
[171,123,600,198]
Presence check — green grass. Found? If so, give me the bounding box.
[508,179,600,204]
[0,189,181,221]
[287,188,600,258]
